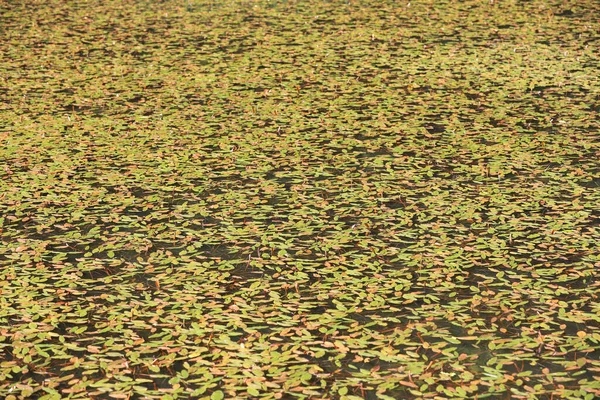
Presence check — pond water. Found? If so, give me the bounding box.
[1,0,599,398]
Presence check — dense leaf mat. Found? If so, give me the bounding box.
[1,0,599,398]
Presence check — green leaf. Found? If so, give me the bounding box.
[211,390,224,400]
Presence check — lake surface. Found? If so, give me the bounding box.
[1,0,599,398]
